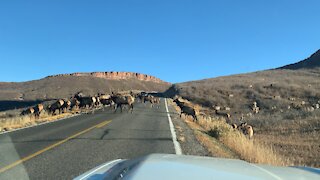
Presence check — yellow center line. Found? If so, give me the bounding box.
[0,120,112,174]
[96,121,112,128]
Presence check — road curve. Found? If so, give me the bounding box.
[0,99,177,179]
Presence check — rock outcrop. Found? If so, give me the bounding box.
[47,72,169,84]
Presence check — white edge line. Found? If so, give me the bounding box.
[76,159,123,180]
[164,98,182,155]
[0,113,80,135]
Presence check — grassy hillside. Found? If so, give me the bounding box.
[166,68,320,119]
[165,51,320,167]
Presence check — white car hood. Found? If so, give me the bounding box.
[75,154,320,180]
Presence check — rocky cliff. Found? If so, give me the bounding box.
[47,72,168,84]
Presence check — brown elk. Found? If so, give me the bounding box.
[47,99,64,115]
[20,107,35,117]
[111,93,135,113]
[33,104,44,118]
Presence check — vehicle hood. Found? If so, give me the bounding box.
[74,154,320,180]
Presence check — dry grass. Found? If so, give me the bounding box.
[255,130,320,167]
[200,117,291,166]
[169,100,292,166]
[248,112,320,167]
[195,131,236,158]
[0,110,78,132]
[187,120,239,159]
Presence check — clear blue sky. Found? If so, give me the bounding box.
[0,0,319,83]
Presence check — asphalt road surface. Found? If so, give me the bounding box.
[0,99,178,179]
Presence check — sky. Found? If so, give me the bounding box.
[0,0,319,83]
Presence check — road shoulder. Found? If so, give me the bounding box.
[166,99,209,156]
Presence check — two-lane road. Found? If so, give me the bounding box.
[0,99,178,179]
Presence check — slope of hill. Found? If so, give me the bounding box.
[166,69,320,116]
[0,71,170,101]
[279,49,320,70]
[165,50,320,167]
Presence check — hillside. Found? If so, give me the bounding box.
[166,69,320,118]
[165,50,320,121]
[0,72,170,110]
[279,49,320,70]
[165,50,320,167]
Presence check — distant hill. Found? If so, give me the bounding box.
[279,49,320,70]
[0,72,170,102]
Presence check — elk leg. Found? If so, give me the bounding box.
[194,115,198,122]
[114,104,118,113]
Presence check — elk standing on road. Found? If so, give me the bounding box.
[111,92,135,113]
[144,95,160,108]
[77,97,97,109]
[99,94,113,106]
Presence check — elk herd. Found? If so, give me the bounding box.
[20,91,161,118]
[173,96,254,139]
[20,92,254,139]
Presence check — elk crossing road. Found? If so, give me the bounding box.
[0,98,180,180]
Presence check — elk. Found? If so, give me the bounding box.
[111,93,135,113]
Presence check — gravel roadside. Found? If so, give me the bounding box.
[167,100,209,156]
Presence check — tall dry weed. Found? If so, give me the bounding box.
[0,111,74,131]
[198,117,292,166]
[169,98,292,166]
